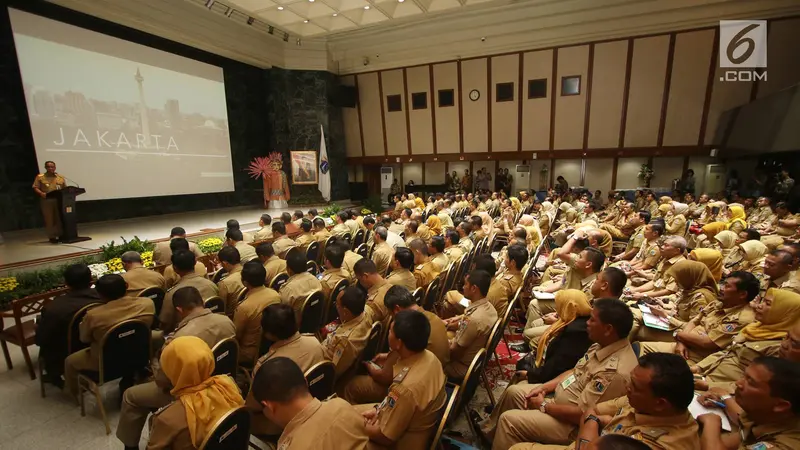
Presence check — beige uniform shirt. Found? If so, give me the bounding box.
[413,261,440,289]
[234,241,258,263]
[738,413,800,450]
[332,223,351,238]
[320,268,349,300]
[422,310,450,365]
[322,314,372,377]
[217,265,244,316]
[343,251,364,284]
[295,232,315,251]
[161,273,218,333]
[345,219,359,236]
[314,228,331,243]
[371,242,394,276]
[653,255,686,292]
[280,272,323,321]
[683,302,755,354]
[625,226,646,253]
[371,350,446,450]
[769,273,800,295]
[253,226,272,242]
[458,238,474,254]
[387,269,416,292]
[33,173,66,194]
[152,240,204,266]
[487,272,522,315]
[233,286,281,363]
[364,279,392,325]
[147,401,195,450]
[444,246,464,265]
[272,236,298,259]
[79,297,155,359]
[263,256,287,285]
[277,398,369,450]
[448,298,497,377]
[696,339,782,385]
[122,267,166,296]
[163,261,207,289]
[635,239,662,268]
[430,253,449,272]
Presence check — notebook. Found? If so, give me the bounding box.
[688,394,732,431]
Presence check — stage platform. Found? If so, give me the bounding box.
[0,201,354,273]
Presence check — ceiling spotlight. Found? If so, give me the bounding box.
[277,6,284,10]
[303,19,309,23]
[309,0,315,2]
[247,17,255,25]
[364,5,370,9]
[204,0,215,8]
[398,0,404,2]
[332,13,338,16]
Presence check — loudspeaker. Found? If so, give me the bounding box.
[332,85,358,108]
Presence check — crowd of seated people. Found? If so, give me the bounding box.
[28,182,800,450]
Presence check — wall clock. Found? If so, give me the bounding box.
[469,89,480,101]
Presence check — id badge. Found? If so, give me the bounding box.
[560,374,577,390]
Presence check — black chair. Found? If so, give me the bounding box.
[235,288,248,304]
[355,243,368,258]
[360,321,384,365]
[429,385,461,450]
[197,406,250,450]
[138,286,166,319]
[67,303,102,356]
[352,229,366,248]
[399,231,406,240]
[298,291,325,335]
[269,272,289,291]
[411,287,423,306]
[306,241,320,264]
[481,289,520,406]
[367,243,376,259]
[211,337,239,377]
[306,260,320,276]
[421,276,442,312]
[210,268,228,284]
[204,296,226,315]
[631,341,641,358]
[323,236,337,254]
[324,279,349,324]
[343,233,352,248]
[438,261,460,303]
[78,319,152,434]
[447,349,487,440]
[304,361,336,400]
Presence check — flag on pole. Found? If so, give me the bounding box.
[318,124,331,201]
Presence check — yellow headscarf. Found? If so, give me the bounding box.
[161,336,244,447]
[510,197,522,212]
[426,215,442,235]
[740,289,800,341]
[727,205,747,230]
[658,203,671,217]
[535,290,591,367]
[414,197,425,210]
[688,248,724,281]
[667,260,719,304]
[701,222,727,240]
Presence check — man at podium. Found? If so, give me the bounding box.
[32,160,67,243]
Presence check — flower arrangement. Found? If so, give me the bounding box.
[322,203,343,218]
[99,236,154,262]
[638,164,655,186]
[0,277,19,293]
[141,251,155,268]
[105,258,124,273]
[197,237,224,255]
[88,263,109,279]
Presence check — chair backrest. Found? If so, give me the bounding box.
[360,321,384,364]
[484,287,521,356]
[452,348,487,416]
[411,287,423,306]
[355,243,368,258]
[343,233,352,248]
[210,268,228,284]
[421,275,442,312]
[211,337,239,377]
[324,279,349,324]
[197,406,250,450]
[352,229,365,248]
[305,241,320,264]
[631,341,641,358]
[138,286,166,317]
[323,236,337,254]
[67,303,102,355]
[399,231,406,240]
[304,361,336,400]
[236,288,248,304]
[367,243,376,260]
[269,272,289,291]
[428,385,461,450]
[439,261,459,300]
[306,260,319,276]
[298,291,325,334]
[98,319,152,383]
[204,296,226,315]
[454,253,471,291]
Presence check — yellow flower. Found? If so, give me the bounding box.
[105,257,124,273]
[141,251,155,268]
[0,277,19,293]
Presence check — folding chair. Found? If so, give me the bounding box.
[421,276,442,312]
[211,337,239,377]
[298,291,325,335]
[481,289,520,406]
[305,241,321,264]
[306,260,320,276]
[324,279,349,325]
[0,294,54,380]
[204,296,226,315]
[428,385,462,450]
[269,272,289,291]
[198,406,250,450]
[355,243,369,258]
[304,361,336,400]
[138,286,166,320]
[411,287,423,305]
[352,229,365,248]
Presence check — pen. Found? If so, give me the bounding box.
[709,400,726,409]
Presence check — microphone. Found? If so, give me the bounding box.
[61,175,81,188]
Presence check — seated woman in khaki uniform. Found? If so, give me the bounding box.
[723,240,768,279]
[693,289,800,391]
[146,336,244,450]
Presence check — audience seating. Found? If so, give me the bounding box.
[306,260,320,276]
[305,241,320,264]
[138,286,166,319]
[324,279,348,324]
[0,293,54,380]
[269,272,289,291]
[78,319,152,434]
[481,289,520,406]
[352,229,365,249]
[211,337,239,378]
[422,276,442,312]
[355,243,368,258]
[304,360,336,401]
[210,269,228,284]
[429,385,462,450]
[411,287,423,305]
[298,291,325,335]
[204,296,226,315]
[236,288,248,304]
[359,322,384,368]
[197,406,250,450]
[448,349,487,439]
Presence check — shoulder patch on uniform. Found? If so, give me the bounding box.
[746,442,773,450]
[594,380,606,393]
[393,366,409,383]
[724,324,738,332]
[416,264,424,270]
[503,274,513,280]
[641,428,669,440]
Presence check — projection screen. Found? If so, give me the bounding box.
[9,8,235,201]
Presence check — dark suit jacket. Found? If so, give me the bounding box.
[35,288,102,361]
[518,316,592,384]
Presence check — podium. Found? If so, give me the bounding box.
[46,187,91,244]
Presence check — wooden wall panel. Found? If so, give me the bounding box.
[357,72,385,156]
[553,159,582,187]
[553,45,590,150]
[402,163,423,186]
[624,36,670,147]
[757,18,800,98]
[341,75,362,157]
[406,66,434,155]
[433,62,460,154]
[587,41,628,149]
[583,158,614,195]
[652,157,684,189]
[382,69,408,155]
[461,58,489,153]
[704,50,752,145]
[491,54,520,152]
[616,157,648,189]
[521,49,553,151]
[425,162,446,184]
[663,30,715,146]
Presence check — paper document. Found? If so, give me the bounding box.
[638,304,670,331]
[534,291,555,300]
[688,395,732,431]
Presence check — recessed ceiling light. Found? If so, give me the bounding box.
[309,0,314,2]
[332,13,338,16]
[277,6,283,9]
[364,5,370,9]
[304,19,309,22]
[398,0,404,2]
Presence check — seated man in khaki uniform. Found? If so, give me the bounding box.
[355,310,447,449]
[312,217,331,243]
[342,239,365,284]
[443,230,465,264]
[332,211,351,238]
[252,214,273,241]
[640,271,759,364]
[160,250,218,333]
[479,298,638,449]
[225,228,258,263]
[443,270,498,381]
[152,227,204,266]
[247,303,326,436]
[162,238,208,289]
[116,286,235,449]
[616,222,663,278]
[371,226,395,277]
[256,242,287,285]
[320,244,349,300]
[294,219,315,252]
[216,246,244,317]
[697,356,800,450]
[226,219,253,242]
[252,357,369,449]
[408,238,440,289]
[323,286,372,379]
[64,274,155,398]
[429,235,450,272]
[456,222,475,254]
[271,222,298,259]
[533,353,699,450]
[280,248,323,322]
[353,258,392,325]
[608,211,650,263]
[386,247,416,292]
[120,251,165,296]
[234,262,281,365]
[764,249,800,294]
[628,235,687,300]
